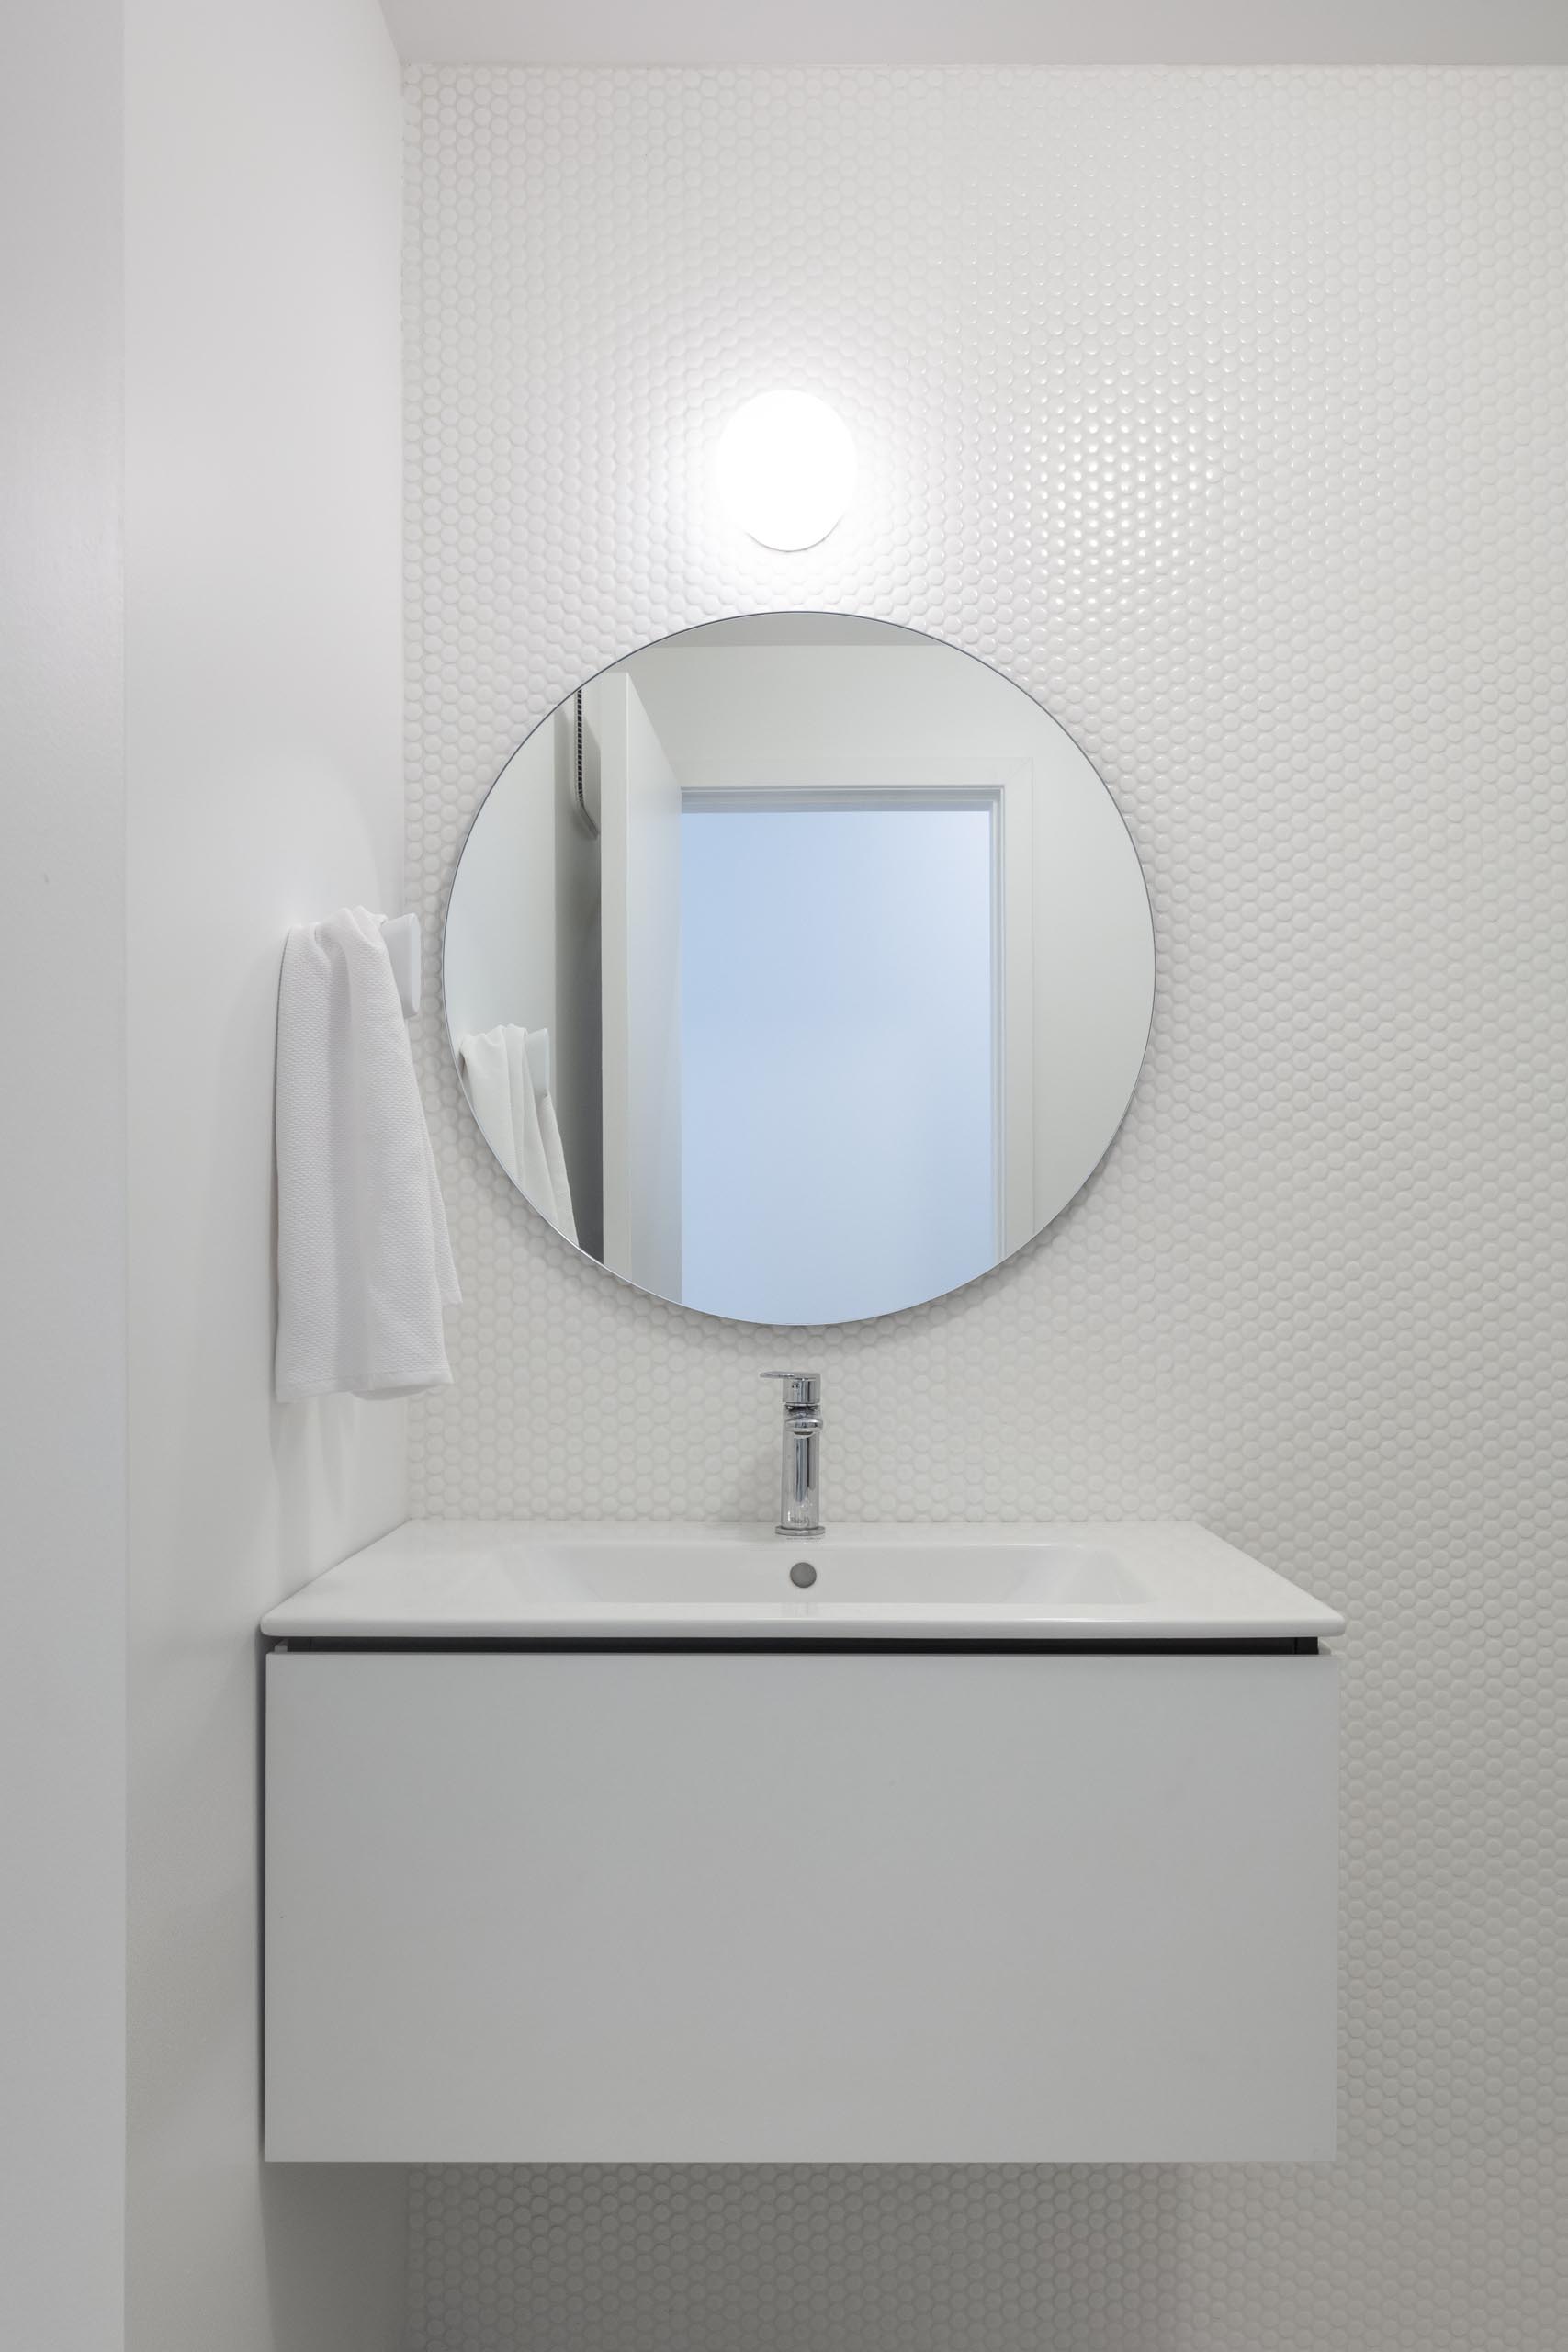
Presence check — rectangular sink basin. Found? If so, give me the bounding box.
[262,1522,1345,1643]
[523,1540,1141,1608]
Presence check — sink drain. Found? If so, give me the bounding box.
[789,1560,818,1589]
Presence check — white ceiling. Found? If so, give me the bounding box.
[382,1,1568,68]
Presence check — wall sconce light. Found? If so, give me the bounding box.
[715,390,857,551]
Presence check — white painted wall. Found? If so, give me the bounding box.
[0,6,128,2346]
[124,3,408,2347]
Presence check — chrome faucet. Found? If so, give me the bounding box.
[761,1373,823,1535]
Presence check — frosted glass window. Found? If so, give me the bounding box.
[680,800,996,1324]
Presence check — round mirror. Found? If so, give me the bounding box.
[444,615,1154,1326]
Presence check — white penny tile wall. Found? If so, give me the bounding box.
[403,66,1567,2352]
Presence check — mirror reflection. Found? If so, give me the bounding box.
[444,615,1154,1325]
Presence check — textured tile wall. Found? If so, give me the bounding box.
[403,66,1568,2352]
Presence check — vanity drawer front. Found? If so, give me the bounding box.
[265,1648,1337,2162]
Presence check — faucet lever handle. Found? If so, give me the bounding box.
[761,1371,821,1411]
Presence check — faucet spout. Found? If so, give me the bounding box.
[761,1373,824,1535]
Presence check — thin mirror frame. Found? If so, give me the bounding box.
[442,612,1156,1329]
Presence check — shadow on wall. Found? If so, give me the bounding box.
[262,2165,406,2352]
[406,2161,1203,2350]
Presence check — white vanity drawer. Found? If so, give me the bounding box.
[264,1645,1337,2162]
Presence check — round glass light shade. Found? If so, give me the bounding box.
[714,390,857,551]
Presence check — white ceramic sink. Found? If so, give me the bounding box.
[262,1521,1345,1643]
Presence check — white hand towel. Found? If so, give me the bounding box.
[457,1024,578,1247]
[276,907,460,1401]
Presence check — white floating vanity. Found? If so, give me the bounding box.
[262,1523,1341,2164]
